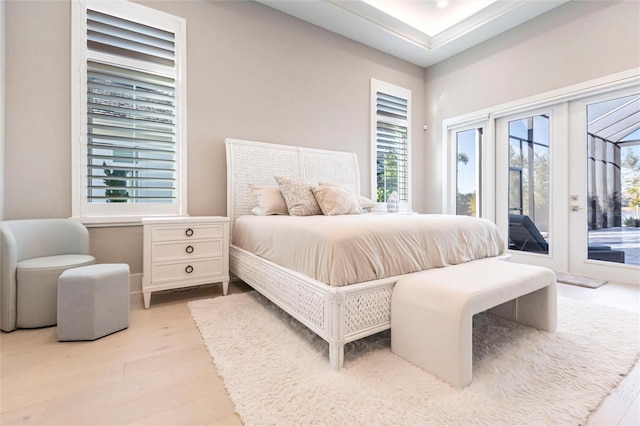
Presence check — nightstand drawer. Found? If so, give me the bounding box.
[152,258,223,282]
[152,240,222,262]
[151,224,224,241]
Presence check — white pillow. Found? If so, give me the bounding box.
[357,195,376,212]
[248,185,288,215]
[312,184,363,216]
[274,176,322,216]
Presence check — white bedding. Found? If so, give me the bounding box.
[233,214,506,287]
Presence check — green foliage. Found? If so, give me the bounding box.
[622,151,640,208]
[376,155,399,203]
[456,192,476,216]
[103,162,129,203]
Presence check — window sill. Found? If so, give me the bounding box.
[71,215,189,228]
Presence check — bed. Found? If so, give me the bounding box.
[226,138,506,370]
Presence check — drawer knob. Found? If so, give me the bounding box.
[185,228,194,237]
[185,265,194,274]
[185,245,194,254]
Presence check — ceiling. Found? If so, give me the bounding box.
[588,95,640,145]
[256,0,569,68]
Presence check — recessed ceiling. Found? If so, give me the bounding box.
[256,0,569,68]
[362,0,496,37]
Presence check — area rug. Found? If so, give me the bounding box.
[189,291,640,425]
[555,272,607,289]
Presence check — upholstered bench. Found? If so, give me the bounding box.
[391,258,556,388]
[57,264,130,341]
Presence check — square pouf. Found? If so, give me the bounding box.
[57,263,130,341]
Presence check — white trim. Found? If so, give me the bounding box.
[441,117,489,217]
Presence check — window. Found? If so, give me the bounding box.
[72,0,187,221]
[371,79,411,210]
[507,114,550,254]
[456,128,482,216]
[442,118,489,218]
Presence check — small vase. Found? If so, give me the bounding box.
[387,191,399,213]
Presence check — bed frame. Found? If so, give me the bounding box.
[226,138,401,370]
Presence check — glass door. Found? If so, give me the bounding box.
[496,105,569,271]
[569,91,640,284]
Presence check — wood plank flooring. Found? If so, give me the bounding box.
[1,279,638,425]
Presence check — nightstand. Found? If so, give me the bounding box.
[142,216,229,309]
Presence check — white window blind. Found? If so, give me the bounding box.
[87,9,175,67]
[371,80,411,206]
[72,0,186,220]
[86,62,176,203]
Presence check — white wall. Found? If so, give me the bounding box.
[423,0,640,212]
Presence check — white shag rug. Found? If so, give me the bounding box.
[189,291,640,425]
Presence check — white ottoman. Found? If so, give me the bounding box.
[57,264,130,341]
[391,258,556,388]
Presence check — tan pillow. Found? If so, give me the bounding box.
[274,176,322,216]
[248,185,288,215]
[312,184,363,216]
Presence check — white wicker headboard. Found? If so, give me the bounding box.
[225,138,361,242]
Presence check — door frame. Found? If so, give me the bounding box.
[568,88,640,284]
[441,69,640,285]
[495,103,569,273]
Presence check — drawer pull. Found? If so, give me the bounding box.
[185,265,194,274]
[185,228,194,237]
[185,245,194,254]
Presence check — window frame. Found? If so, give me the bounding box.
[71,0,187,225]
[442,116,491,219]
[454,126,483,217]
[370,79,412,211]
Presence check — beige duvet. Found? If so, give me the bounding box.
[233,213,506,287]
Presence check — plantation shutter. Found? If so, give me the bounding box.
[85,7,177,204]
[376,91,409,203]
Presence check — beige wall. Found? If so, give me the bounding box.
[4,0,639,283]
[3,1,425,280]
[423,0,640,212]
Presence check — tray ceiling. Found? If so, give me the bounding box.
[256,0,569,68]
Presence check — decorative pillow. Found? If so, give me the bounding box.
[312,184,363,216]
[357,195,377,212]
[274,176,322,216]
[248,184,288,215]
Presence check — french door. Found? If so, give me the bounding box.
[493,93,639,284]
[568,90,640,284]
[495,104,569,273]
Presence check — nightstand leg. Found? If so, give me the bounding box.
[222,280,229,296]
[143,291,151,309]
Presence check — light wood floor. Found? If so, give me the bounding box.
[1,279,638,425]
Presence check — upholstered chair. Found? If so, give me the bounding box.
[1,219,96,332]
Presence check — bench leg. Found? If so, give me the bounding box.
[392,301,472,388]
[488,285,557,332]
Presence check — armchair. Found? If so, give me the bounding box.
[1,219,96,332]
